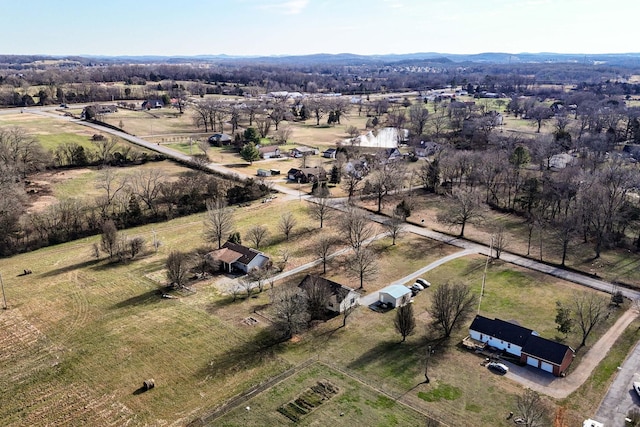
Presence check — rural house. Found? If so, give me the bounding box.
[468,315,575,377]
[290,146,317,158]
[258,145,280,159]
[142,99,164,109]
[378,284,412,308]
[297,274,359,314]
[206,241,270,274]
[208,133,233,146]
[287,167,327,183]
[322,148,337,158]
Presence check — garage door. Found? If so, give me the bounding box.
[526,356,539,367]
[540,361,553,373]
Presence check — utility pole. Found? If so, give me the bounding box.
[478,236,493,314]
[0,271,7,309]
[424,345,431,384]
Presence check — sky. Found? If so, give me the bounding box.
[1,0,639,57]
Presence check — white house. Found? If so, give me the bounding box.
[258,145,280,159]
[469,315,575,377]
[378,285,412,308]
[206,242,270,274]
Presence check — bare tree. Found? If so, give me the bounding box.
[166,250,190,289]
[341,207,375,251]
[365,161,406,213]
[394,303,416,342]
[95,167,127,219]
[246,225,269,249]
[128,168,166,216]
[409,103,429,137]
[342,302,358,327]
[203,199,234,248]
[92,136,118,165]
[342,173,361,201]
[100,219,119,259]
[492,226,507,259]
[436,188,483,238]
[384,213,404,245]
[227,282,243,302]
[308,196,333,228]
[239,275,254,298]
[313,234,337,274]
[278,212,297,241]
[515,389,550,427]
[248,267,269,293]
[299,275,332,320]
[347,247,378,290]
[573,291,608,347]
[270,285,310,340]
[304,97,329,126]
[431,282,477,338]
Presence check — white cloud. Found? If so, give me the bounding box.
[258,0,309,14]
[383,0,403,8]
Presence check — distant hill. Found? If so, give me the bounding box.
[3,52,640,67]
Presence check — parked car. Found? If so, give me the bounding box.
[415,278,431,288]
[633,381,640,397]
[410,283,423,292]
[487,362,509,374]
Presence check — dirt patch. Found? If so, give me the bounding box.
[25,169,93,213]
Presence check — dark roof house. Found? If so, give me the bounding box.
[287,167,327,183]
[469,315,574,377]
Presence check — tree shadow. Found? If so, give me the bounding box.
[37,258,104,278]
[112,288,165,309]
[196,326,284,381]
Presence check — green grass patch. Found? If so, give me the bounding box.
[417,382,462,402]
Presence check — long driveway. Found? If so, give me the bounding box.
[27,108,640,405]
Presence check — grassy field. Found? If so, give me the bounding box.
[0,188,627,426]
[212,362,430,426]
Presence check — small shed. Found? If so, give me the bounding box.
[378,285,411,308]
[257,169,271,177]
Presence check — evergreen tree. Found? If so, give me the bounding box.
[329,165,341,184]
[239,142,260,164]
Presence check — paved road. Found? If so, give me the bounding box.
[359,248,476,307]
[595,335,640,425]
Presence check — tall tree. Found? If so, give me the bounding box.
[384,213,404,246]
[246,224,269,249]
[394,303,416,342]
[515,389,550,427]
[299,276,332,320]
[166,250,190,289]
[409,103,429,137]
[203,199,235,249]
[270,285,310,340]
[100,219,119,259]
[430,282,477,338]
[436,188,482,238]
[307,196,333,228]
[364,162,405,213]
[278,212,297,241]
[573,291,608,347]
[347,247,378,289]
[239,142,260,164]
[313,234,337,274]
[341,207,375,251]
